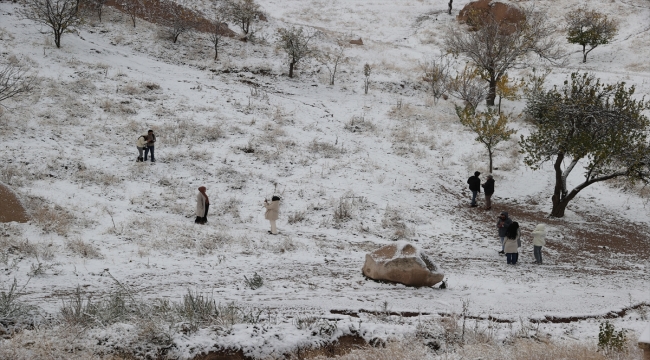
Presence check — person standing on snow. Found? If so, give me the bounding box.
[532,223,546,264]
[264,196,281,235]
[195,186,209,224]
[467,171,481,207]
[503,221,521,265]
[482,174,495,210]
[136,134,148,162]
[144,129,156,162]
[496,211,512,254]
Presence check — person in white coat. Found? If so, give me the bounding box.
[195,186,209,224]
[264,196,280,234]
[532,223,546,264]
[136,134,148,162]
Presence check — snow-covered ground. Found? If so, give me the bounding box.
[1,0,649,358]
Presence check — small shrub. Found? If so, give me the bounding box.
[66,238,103,259]
[287,210,306,224]
[244,272,264,290]
[0,278,38,333]
[597,321,626,354]
[333,198,353,222]
[344,114,376,133]
[308,139,345,158]
[294,315,319,330]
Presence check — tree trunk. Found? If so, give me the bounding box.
[486,77,497,106]
[497,96,502,115]
[448,0,452,15]
[54,31,61,48]
[582,44,587,63]
[550,152,565,217]
[488,147,493,173]
[289,61,294,78]
[214,45,218,60]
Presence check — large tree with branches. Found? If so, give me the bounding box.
[20,0,82,48]
[277,26,316,78]
[445,6,562,106]
[520,73,650,217]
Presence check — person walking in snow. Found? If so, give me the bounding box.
[496,211,512,254]
[264,196,280,235]
[195,186,209,224]
[136,134,148,162]
[532,223,546,264]
[144,129,156,162]
[467,171,481,207]
[504,221,520,265]
[482,174,495,210]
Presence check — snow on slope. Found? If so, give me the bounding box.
[0,0,649,357]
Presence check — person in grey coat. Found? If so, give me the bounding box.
[496,211,512,254]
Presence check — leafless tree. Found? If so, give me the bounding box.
[449,65,487,112]
[445,6,563,106]
[222,0,259,36]
[209,13,228,60]
[20,0,82,48]
[565,7,618,63]
[0,61,34,108]
[122,0,144,28]
[157,0,195,43]
[88,0,107,22]
[421,54,451,104]
[318,40,347,85]
[277,26,317,78]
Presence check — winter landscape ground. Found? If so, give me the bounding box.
[0,0,649,358]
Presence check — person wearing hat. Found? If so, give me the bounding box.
[467,171,481,207]
[482,174,495,210]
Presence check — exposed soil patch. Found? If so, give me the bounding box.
[0,183,29,223]
[192,335,367,360]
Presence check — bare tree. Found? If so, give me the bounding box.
[20,0,82,48]
[157,0,195,43]
[209,13,228,60]
[122,0,144,28]
[222,0,259,36]
[318,40,347,85]
[565,7,618,63]
[89,0,107,22]
[277,26,316,78]
[0,61,34,106]
[449,65,487,112]
[445,6,562,106]
[421,54,451,104]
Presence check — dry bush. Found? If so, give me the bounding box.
[76,168,121,187]
[141,81,160,91]
[198,232,234,255]
[287,210,306,224]
[68,77,97,94]
[381,205,413,240]
[122,83,140,95]
[457,338,614,360]
[344,114,376,134]
[28,202,73,236]
[333,198,353,222]
[66,238,103,259]
[308,139,345,158]
[310,339,430,360]
[217,197,241,219]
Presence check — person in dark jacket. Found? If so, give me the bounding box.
[144,129,156,162]
[467,171,481,207]
[496,211,512,254]
[482,175,495,210]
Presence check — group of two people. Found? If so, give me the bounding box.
[194,186,281,234]
[135,130,156,162]
[467,171,494,209]
[497,212,546,265]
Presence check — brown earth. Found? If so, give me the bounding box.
[193,335,367,360]
[104,0,238,37]
[0,183,29,223]
[457,0,525,33]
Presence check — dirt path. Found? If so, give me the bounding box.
[0,183,29,223]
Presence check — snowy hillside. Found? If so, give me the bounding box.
[0,0,649,358]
